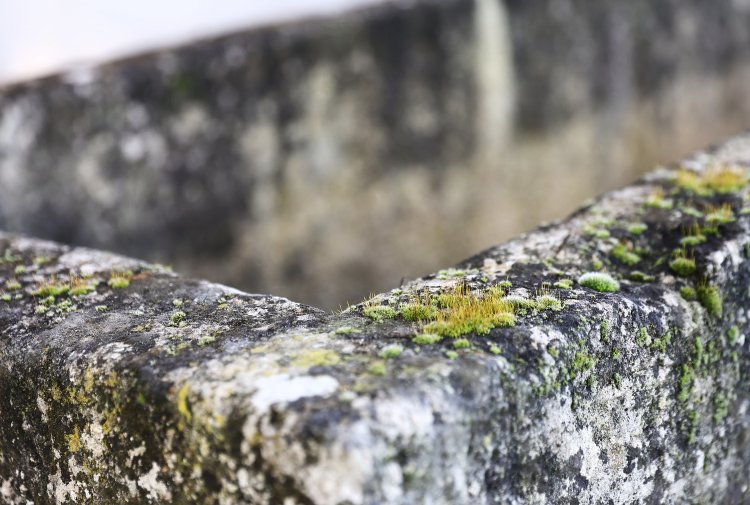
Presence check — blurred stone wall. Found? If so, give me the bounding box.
[1,0,750,309]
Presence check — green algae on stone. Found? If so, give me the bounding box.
[291,349,341,368]
[577,272,619,293]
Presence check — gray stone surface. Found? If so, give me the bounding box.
[2,0,750,308]
[2,135,750,503]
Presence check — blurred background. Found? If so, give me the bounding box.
[1,0,750,310]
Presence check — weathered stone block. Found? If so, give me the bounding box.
[1,135,750,503]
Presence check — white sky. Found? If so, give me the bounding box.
[0,0,386,85]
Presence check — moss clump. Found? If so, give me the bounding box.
[380,344,403,359]
[489,344,502,355]
[705,204,735,225]
[95,305,108,312]
[650,331,671,353]
[169,310,187,326]
[452,338,471,349]
[13,265,26,275]
[713,394,730,424]
[363,305,397,322]
[70,277,96,296]
[680,235,706,247]
[197,335,216,346]
[33,278,68,297]
[677,364,695,403]
[674,169,704,193]
[107,271,132,289]
[535,294,562,311]
[445,350,459,360]
[497,280,512,290]
[627,222,648,235]
[599,320,609,342]
[412,333,442,345]
[577,272,619,293]
[705,165,744,193]
[644,189,673,209]
[675,166,746,195]
[636,327,652,347]
[425,284,515,338]
[727,326,739,346]
[0,294,11,302]
[586,228,610,239]
[696,285,722,317]
[436,268,468,280]
[611,243,640,266]
[399,296,438,321]
[502,295,536,311]
[680,286,696,301]
[570,351,595,378]
[553,278,573,289]
[173,298,184,307]
[628,271,655,282]
[669,256,696,277]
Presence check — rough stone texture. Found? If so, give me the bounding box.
[2,135,750,504]
[2,0,750,308]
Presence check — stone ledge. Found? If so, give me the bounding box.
[1,134,750,503]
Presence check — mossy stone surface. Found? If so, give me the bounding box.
[1,135,750,504]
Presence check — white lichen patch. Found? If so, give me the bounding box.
[137,463,172,502]
[36,395,49,424]
[527,327,563,350]
[250,374,339,412]
[82,422,106,459]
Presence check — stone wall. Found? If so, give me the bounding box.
[1,0,750,308]
[1,134,749,503]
